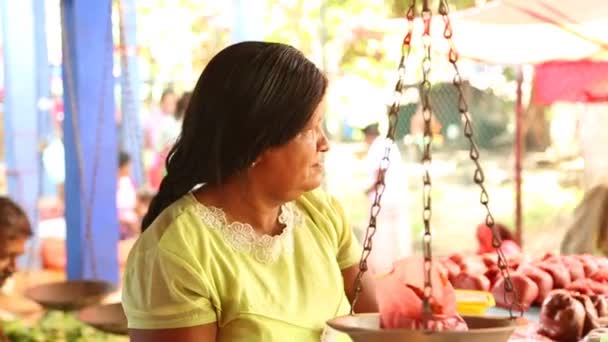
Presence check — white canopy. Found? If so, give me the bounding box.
[372,0,608,65]
[448,0,608,64]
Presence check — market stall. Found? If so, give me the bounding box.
[328,0,608,341]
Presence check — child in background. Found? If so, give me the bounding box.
[135,187,156,228]
[117,152,138,240]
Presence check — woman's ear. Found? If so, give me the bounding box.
[254,147,276,166]
[250,155,263,168]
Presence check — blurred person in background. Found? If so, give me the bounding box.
[145,88,179,151]
[175,91,192,125]
[561,184,608,256]
[362,123,411,275]
[0,197,32,289]
[146,89,181,189]
[0,197,39,336]
[135,187,156,226]
[118,151,138,240]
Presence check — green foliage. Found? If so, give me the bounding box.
[264,0,487,85]
[2,312,126,342]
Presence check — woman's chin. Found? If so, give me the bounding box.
[301,177,323,193]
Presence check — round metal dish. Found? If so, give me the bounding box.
[24,280,116,311]
[77,302,127,335]
[327,313,518,342]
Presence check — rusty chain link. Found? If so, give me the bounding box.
[420,0,435,327]
[438,0,521,318]
[351,0,521,321]
[350,1,417,314]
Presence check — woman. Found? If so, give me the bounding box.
[122,42,378,342]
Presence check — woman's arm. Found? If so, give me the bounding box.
[130,323,217,342]
[341,265,379,313]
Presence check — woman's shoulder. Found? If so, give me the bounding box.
[296,189,349,235]
[128,193,211,259]
[297,189,338,215]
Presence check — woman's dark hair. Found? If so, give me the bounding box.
[142,41,327,231]
[0,197,33,239]
[175,91,192,121]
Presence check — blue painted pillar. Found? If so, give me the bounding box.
[61,0,119,284]
[118,0,144,187]
[1,0,40,240]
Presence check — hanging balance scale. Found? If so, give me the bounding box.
[327,1,522,341]
[24,0,126,336]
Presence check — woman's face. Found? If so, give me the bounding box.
[255,98,330,200]
[0,236,27,287]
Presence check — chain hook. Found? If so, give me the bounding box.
[350,0,417,315]
[437,0,521,319]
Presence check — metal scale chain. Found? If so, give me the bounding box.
[419,0,434,323]
[350,1,417,314]
[437,0,520,316]
[351,0,520,321]
[60,1,114,279]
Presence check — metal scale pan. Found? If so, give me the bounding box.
[328,314,518,342]
[77,302,128,335]
[24,280,116,312]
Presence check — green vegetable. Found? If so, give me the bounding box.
[1,311,127,341]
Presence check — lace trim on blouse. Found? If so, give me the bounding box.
[193,195,304,264]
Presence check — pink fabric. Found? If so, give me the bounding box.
[377,257,466,331]
[477,223,521,256]
[117,176,137,238]
[147,150,167,190]
[534,60,608,105]
[501,240,523,256]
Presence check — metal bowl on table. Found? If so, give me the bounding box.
[24,280,116,312]
[77,302,127,335]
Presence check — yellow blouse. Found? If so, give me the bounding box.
[122,189,361,341]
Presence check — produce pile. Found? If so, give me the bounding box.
[538,289,608,341]
[0,311,126,342]
[439,253,608,310]
[439,253,608,341]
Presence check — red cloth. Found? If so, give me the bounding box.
[534,60,608,105]
[477,224,522,256]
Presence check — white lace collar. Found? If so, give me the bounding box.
[191,194,304,264]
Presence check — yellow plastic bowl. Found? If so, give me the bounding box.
[455,290,496,316]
